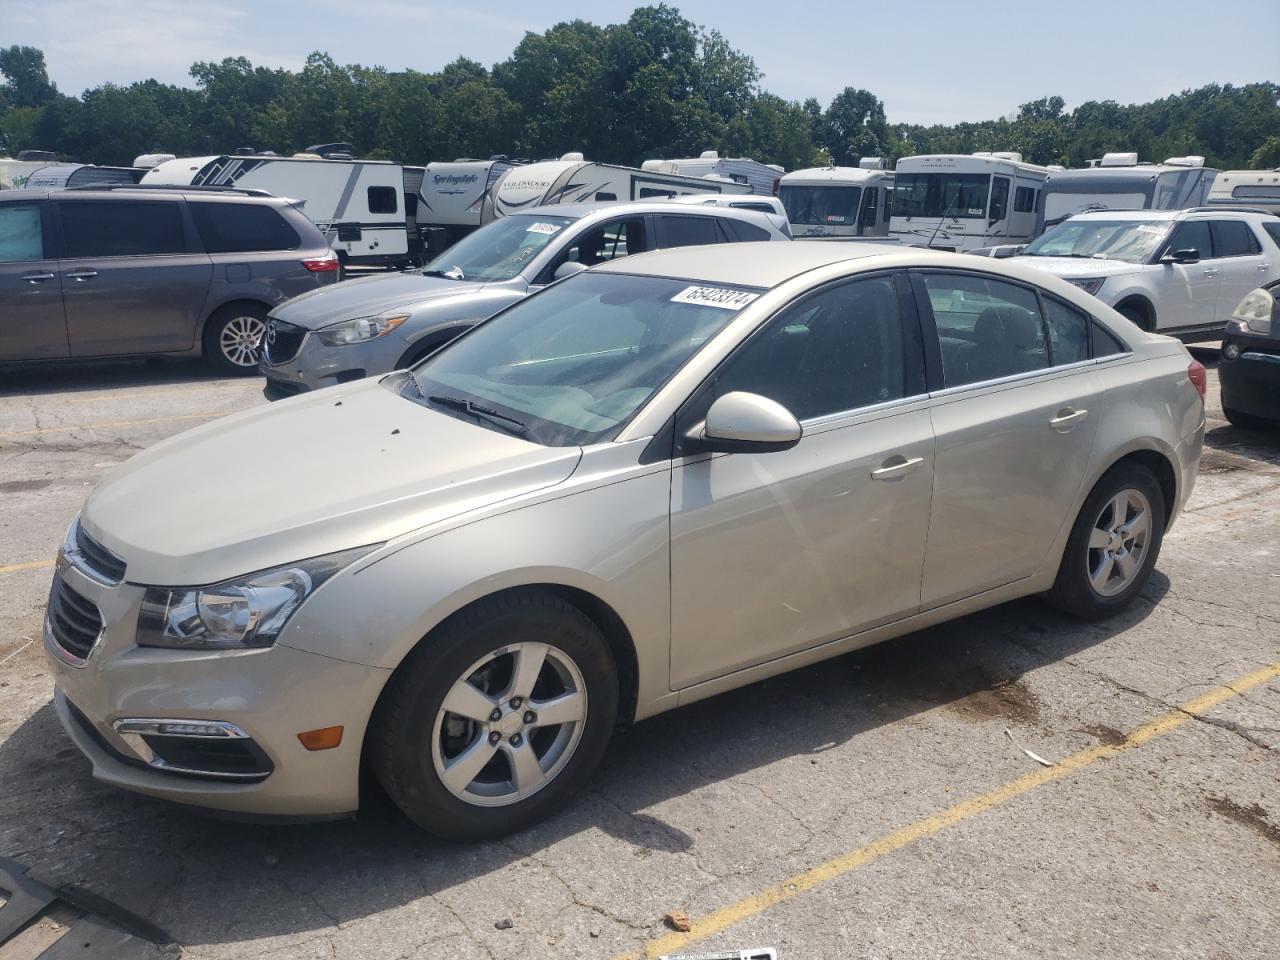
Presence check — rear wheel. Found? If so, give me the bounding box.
[1045,462,1165,619]
[202,304,269,376]
[1223,406,1274,431]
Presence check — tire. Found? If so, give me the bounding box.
[1045,462,1166,620]
[371,590,618,840]
[1223,407,1274,431]
[396,328,468,369]
[1118,305,1150,332]
[202,303,269,376]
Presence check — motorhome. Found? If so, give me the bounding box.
[1205,168,1280,215]
[418,157,520,251]
[1037,154,1218,233]
[641,151,784,195]
[0,152,73,190]
[141,153,414,267]
[889,152,1049,251]
[23,163,144,189]
[778,160,894,238]
[489,153,750,220]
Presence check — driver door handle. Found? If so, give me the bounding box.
[871,455,925,481]
[1050,408,1089,431]
[20,271,55,283]
[1201,267,1219,278]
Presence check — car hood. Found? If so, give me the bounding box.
[80,378,582,585]
[271,272,492,329]
[1014,256,1142,279]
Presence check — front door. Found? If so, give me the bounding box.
[670,274,934,688]
[56,198,212,356]
[1157,219,1220,331]
[0,200,68,360]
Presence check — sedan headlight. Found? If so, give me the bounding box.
[316,313,409,346]
[136,545,378,650]
[1232,287,1275,336]
[1065,277,1106,296]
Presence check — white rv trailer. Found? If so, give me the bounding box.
[0,156,74,190]
[640,150,784,196]
[889,152,1049,251]
[778,161,894,238]
[488,153,751,221]
[141,154,412,266]
[418,157,519,250]
[1205,169,1280,215]
[1036,154,1218,233]
[24,163,144,190]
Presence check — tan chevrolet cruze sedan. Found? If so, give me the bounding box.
[46,243,1206,839]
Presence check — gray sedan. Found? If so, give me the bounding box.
[259,200,789,399]
[48,242,1204,839]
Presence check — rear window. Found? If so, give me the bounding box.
[367,186,398,214]
[59,201,185,258]
[190,202,302,253]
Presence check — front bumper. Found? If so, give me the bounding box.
[259,322,408,398]
[45,560,389,818]
[1219,339,1280,422]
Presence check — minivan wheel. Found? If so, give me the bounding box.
[1046,463,1165,620]
[371,590,618,840]
[203,304,269,375]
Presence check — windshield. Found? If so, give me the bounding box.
[1022,219,1170,263]
[893,173,991,219]
[409,273,761,446]
[421,214,576,282]
[779,185,861,226]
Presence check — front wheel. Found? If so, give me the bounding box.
[1045,462,1165,620]
[370,591,618,839]
[203,304,269,376]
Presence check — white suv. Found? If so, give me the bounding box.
[1014,208,1279,337]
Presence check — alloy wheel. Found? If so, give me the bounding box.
[219,315,267,368]
[1087,488,1152,597]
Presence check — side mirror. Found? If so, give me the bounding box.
[692,392,802,454]
[1161,248,1200,265]
[553,261,588,281]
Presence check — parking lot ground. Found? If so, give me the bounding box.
[1,350,1278,960]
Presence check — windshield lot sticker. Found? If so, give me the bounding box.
[526,222,562,235]
[671,286,761,310]
[1136,224,1166,234]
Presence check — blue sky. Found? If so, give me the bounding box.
[4,0,1277,125]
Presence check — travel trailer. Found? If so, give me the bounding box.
[1037,154,1218,232]
[23,163,144,189]
[489,153,750,220]
[0,153,73,190]
[889,152,1049,251]
[141,154,414,267]
[778,160,894,237]
[1205,169,1280,215]
[418,157,520,251]
[641,151,784,195]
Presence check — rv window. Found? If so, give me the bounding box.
[659,215,721,248]
[0,204,44,262]
[59,200,185,258]
[989,177,1010,221]
[640,188,677,199]
[1209,220,1262,258]
[1014,186,1036,214]
[367,186,398,214]
[190,202,301,253]
[595,192,617,201]
[779,184,861,226]
[1232,184,1280,200]
[892,174,990,219]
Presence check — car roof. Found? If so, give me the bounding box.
[522,200,778,224]
[0,186,290,205]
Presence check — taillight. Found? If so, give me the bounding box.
[1187,359,1207,400]
[302,254,340,273]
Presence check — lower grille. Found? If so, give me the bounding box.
[47,575,104,663]
[263,318,307,365]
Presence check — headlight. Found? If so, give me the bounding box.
[1066,277,1106,296]
[136,545,378,650]
[316,313,409,346]
[1232,288,1275,336]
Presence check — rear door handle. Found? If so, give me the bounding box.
[1050,408,1089,431]
[1260,262,1271,271]
[65,269,98,282]
[871,455,925,481]
[20,271,55,283]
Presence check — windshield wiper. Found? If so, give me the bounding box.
[426,394,540,443]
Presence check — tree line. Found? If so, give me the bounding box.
[3,5,1278,172]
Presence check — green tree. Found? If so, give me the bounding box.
[0,46,58,109]
[822,87,889,165]
[1250,136,1280,169]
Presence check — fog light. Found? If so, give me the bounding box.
[1223,342,1241,360]
[297,726,344,751]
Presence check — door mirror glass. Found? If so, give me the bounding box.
[553,261,588,281]
[696,392,802,454]
[1162,248,1200,265]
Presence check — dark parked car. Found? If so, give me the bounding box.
[1219,280,1280,429]
[0,185,339,374]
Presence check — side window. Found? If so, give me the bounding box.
[708,276,910,421]
[639,187,676,199]
[989,177,1010,221]
[659,215,721,248]
[1091,319,1127,357]
[1210,220,1262,258]
[367,186,398,214]
[1041,296,1089,365]
[560,218,646,268]
[1263,222,1280,248]
[594,192,617,201]
[859,187,878,228]
[190,202,301,253]
[1014,186,1035,214]
[0,204,44,262]
[921,273,1048,387]
[1167,220,1213,259]
[726,219,771,242]
[59,201,185,258]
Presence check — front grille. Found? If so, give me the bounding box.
[48,575,104,663]
[74,523,126,582]
[263,319,307,365]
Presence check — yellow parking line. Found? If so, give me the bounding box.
[0,559,55,576]
[0,412,221,440]
[615,661,1280,960]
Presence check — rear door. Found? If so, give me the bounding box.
[55,197,213,356]
[0,199,69,360]
[654,214,727,249]
[1209,220,1272,321]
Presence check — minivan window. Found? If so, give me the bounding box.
[190,202,301,253]
[0,205,44,262]
[1210,220,1262,258]
[660,216,721,248]
[422,213,576,283]
[922,273,1049,386]
[367,186,398,214]
[59,201,185,258]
